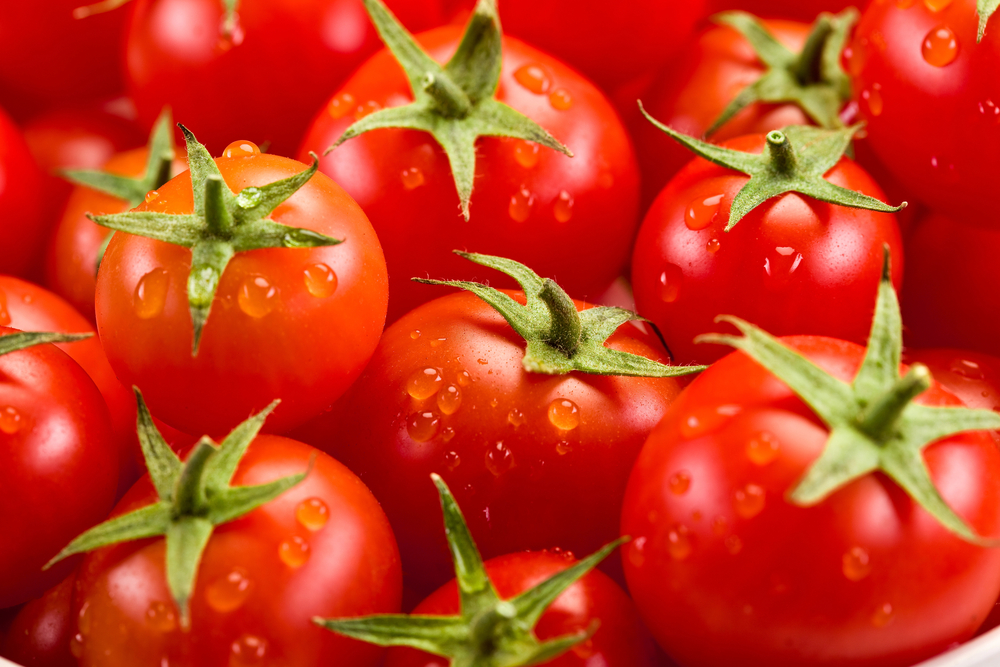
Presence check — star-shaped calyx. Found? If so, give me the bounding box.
[697,248,1000,543]
[707,8,857,135]
[641,106,906,231]
[316,474,625,667]
[326,0,572,220]
[46,390,308,626]
[88,125,342,353]
[415,251,705,378]
[980,0,1000,40]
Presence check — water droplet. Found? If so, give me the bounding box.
[978,99,1000,120]
[872,603,894,628]
[429,337,446,348]
[706,238,721,254]
[509,185,535,222]
[477,358,489,365]
[406,367,443,400]
[205,568,252,612]
[216,13,245,51]
[555,441,573,455]
[490,397,499,408]
[861,84,883,117]
[400,166,425,190]
[507,408,526,427]
[734,484,766,518]
[666,523,693,561]
[628,536,646,567]
[133,268,170,319]
[485,442,514,476]
[746,431,780,466]
[843,546,872,581]
[711,516,728,536]
[924,0,952,10]
[236,187,262,209]
[513,63,553,94]
[669,470,692,495]
[922,25,959,67]
[410,330,421,340]
[444,450,461,471]
[327,92,356,119]
[950,358,985,379]
[549,88,573,110]
[513,140,539,168]
[354,100,382,120]
[456,369,472,386]
[553,191,574,222]
[145,189,160,204]
[303,263,338,298]
[679,406,730,438]
[238,276,278,318]
[223,141,260,158]
[278,536,310,568]
[659,264,683,303]
[296,498,329,531]
[442,427,456,442]
[0,406,22,434]
[407,411,441,442]
[70,633,84,658]
[145,601,177,632]
[437,384,462,415]
[78,602,92,636]
[547,398,580,430]
[725,535,743,555]
[230,634,268,665]
[685,194,723,230]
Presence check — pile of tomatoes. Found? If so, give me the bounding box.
[2,0,1000,665]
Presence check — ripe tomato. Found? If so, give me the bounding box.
[621,336,1000,666]
[95,147,388,437]
[70,434,401,666]
[294,289,684,591]
[125,0,444,156]
[1,573,76,667]
[0,327,118,608]
[0,105,49,279]
[298,24,640,323]
[631,132,903,366]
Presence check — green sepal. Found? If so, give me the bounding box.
[641,105,906,231]
[979,0,1000,41]
[0,331,93,357]
[708,9,857,135]
[414,251,705,378]
[326,0,571,221]
[695,247,1000,545]
[47,390,307,622]
[316,474,623,667]
[88,125,341,356]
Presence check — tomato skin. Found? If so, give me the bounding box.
[125,0,443,157]
[631,133,903,366]
[298,27,640,323]
[708,0,864,21]
[1,573,76,667]
[70,435,401,667]
[0,327,118,609]
[94,152,388,437]
[0,105,49,279]
[293,290,683,592]
[620,336,1000,666]
[385,551,657,667]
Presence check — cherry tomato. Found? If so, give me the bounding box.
[1,573,76,667]
[621,336,1000,666]
[69,434,401,666]
[631,133,903,366]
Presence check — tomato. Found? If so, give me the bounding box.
[0,327,118,608]
[631,132,903,366]
[848,0,1000,221]
[298,24,640,323]
[0,104,49,279]
[70,434,401,666]
[1,573,76,667]
[125,0,444,156]
[902,349,1000,416]
[294,288,684,591]
[385,550,657,667]
[620,335,1000,666]
[709,0,863,21]
[95,145,388,437]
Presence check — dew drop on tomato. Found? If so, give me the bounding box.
[444,450,461,471]
[734,484,766,518]
[513,140,539,168]
[133,268,170,320]
[485,441,514,476]
[549,88,573,110]
[205,568,252,613]
[950,358,985,379]
[238,275,279,318]
[628,536,647,567]
[442,427,456,442]
[230,634,268,665]
[923,0,952,11]
[456,369,472,387]
[555,440,573,455]
[547,399,580,431]
[400,166,425,190]
[862,84,884,117]
[685,194,723,231]
[278,536,310,568]
[407,411,441,442]
[303,263,338,298]
[406,367,443,400]
[353,100,382,120]
[513,63,552,94]
[746,431,780,466]
[659,264,683,303]
[327,93,356,119]
[429,337,446,348]
[295,498,330,531]
[69,634,84,659]
[706,238,721,254]
[0,406,21,434]
[145,601,177,633]
[843,546,872,582]
[437,384,462,415]
[223,140,260,159]
[509,185,535,222]
[667,523,693,560]
[145,189,160,204]
[669,470,692,495]
[872,603,894,628]
[553,191,574,222]
[922,26,959,67]
[507,408,526,427]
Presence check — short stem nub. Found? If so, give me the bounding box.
[423,72,473,118]
[858,364,932,441]
[173,440,215,517]
[539,279,582,357]
[766,131,797,174]
[204,176,235,237]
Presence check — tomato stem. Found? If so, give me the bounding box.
[766,131,796,173]
[203,176,235,238]
[172,440,215,516]
[423,72,472,118]
[539,278,581,356]
[858,364,932,441]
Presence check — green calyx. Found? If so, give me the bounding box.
[88,124,342,354]
[326,0,572,221]
[696,247,1000,545]
[316,474,623,667]
[46,389,308,627]
[707,9,857,135]
[414,251,705,378]
[0,331,93,356]
[979,0,1000,41]
[641,106,906,231]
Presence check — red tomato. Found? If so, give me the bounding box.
[631,133,903,366]
[125,0,444,156]
[95,150,388,437]
[0,327,118,608]
[386,550,657,667]
[620,336,1000,666]
[299,26,640,323]
[709,0,864,21]
[849,0,1000,221]
[293,289,683,591]
[1,573,76,667]
[0,105,49,279]
[70,435,401,666]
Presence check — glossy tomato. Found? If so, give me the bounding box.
[95,148,388,437]
[621,336,1000,666]
[70,435,401,666]
[1,573,76,667]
